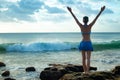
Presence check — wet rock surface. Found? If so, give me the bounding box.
[40,64,97,80]
[40,64,120,80]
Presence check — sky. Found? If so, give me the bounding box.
[0,0,120,33]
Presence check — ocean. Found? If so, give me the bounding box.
[0,32,120,80]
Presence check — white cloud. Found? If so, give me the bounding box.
[0,8,8,12]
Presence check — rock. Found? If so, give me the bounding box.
[44,67,58,71]
[89,75,105,80]
[44,67,51,70]
[112,65,120,76]
[60,72,82,80]
[1,71,10,77]
[65,64,97,72]
[59,69,68,74]
[89,71,114,80]
[40,64,97,80]
[25,67,36,72]
[0,62,6,67]
[65,66,81,72]
[4,78,16,80]
[40,70,63,80]
[60,71,115,80]
[40,64,120,80]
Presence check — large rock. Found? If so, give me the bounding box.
[89,71,114,80]
[112,65,120,76]
[1,71,10,77]
[40,70,63,80]
[60,66,120,80]
[40,64,97,80]
[4,78,16,80]
[65,64,97,72]
[60,71,114,80]
[0,62,6,67]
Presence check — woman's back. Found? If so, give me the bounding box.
[81,25,91,41]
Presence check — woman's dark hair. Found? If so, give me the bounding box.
[83,16,89,23]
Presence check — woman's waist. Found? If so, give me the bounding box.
[82,38,91,41]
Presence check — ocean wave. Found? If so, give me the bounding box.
[0,40,120,52]
[0,42,77,52]
[93,40,120,51]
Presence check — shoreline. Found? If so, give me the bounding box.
[0,62,120,80]
[40,64,120,80]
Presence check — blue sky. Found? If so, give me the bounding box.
[0,0,120,33]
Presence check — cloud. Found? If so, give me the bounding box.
[58,0,75,4]
[0,0,67,22]
[34,9,68,22]
[0,0,120,33]
[0,0,44,22]
[75,5,114,17]
[0,0,117,23]
[0,1,12,9]
[45,6,66,14]
[18,0,44,14]
[104,8,114,14]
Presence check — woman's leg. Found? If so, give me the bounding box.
[81,51,87,73]
[86,51,91,73]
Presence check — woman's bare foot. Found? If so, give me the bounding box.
[82,72,90,76]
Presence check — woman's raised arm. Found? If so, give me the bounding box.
[89,6,105,27]
[67,6,82,28]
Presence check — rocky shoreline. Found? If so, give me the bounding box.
[0,62,120,80]
[40,64,120,80]
[0,62,37,80]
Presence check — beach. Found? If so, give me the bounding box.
[0,32,120,80]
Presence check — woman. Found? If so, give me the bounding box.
[67,6,105,74]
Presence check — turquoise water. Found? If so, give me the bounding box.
[0,32,120,80]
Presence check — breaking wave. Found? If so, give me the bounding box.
[0,40,120,52]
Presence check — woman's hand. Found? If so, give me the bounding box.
[67,6,72,12]
[101,6,105,12]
